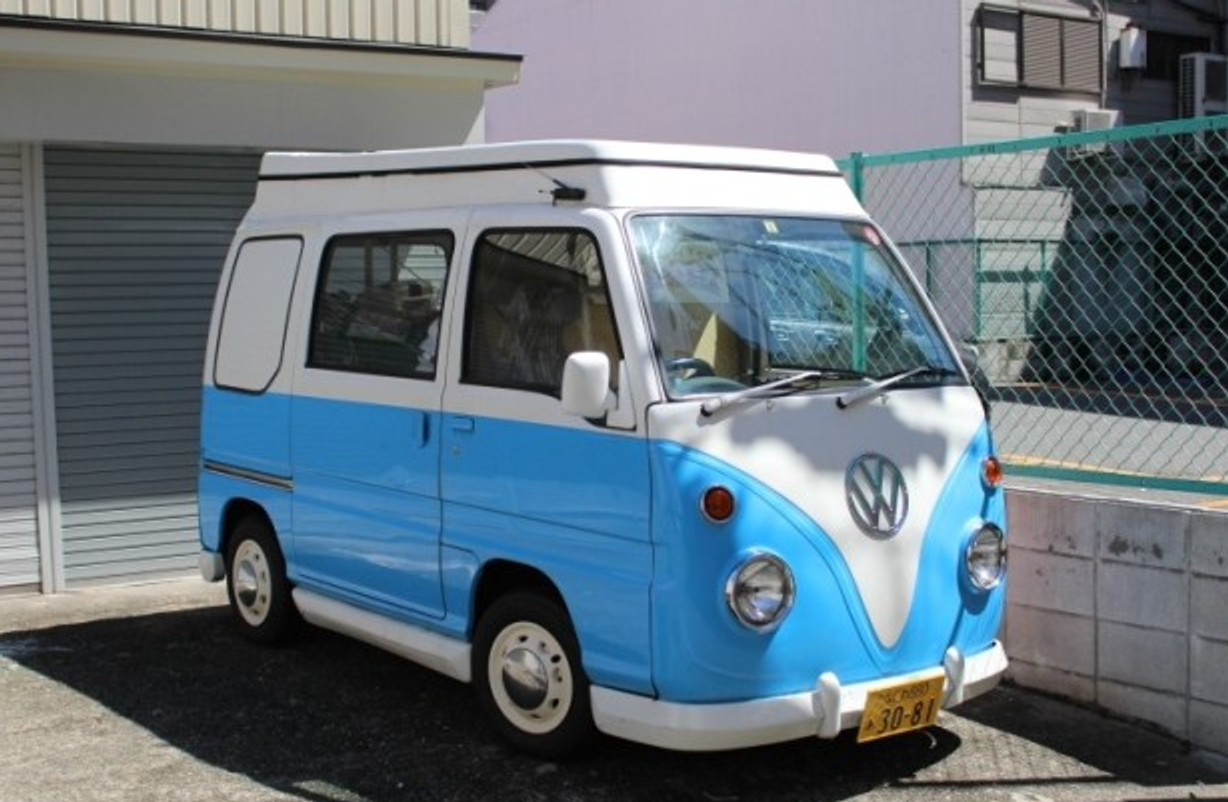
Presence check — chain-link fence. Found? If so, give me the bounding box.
[841,115,1228,495]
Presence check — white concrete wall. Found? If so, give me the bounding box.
[0,64,489,150]
[0,20,518,150]
[1005,488,1228,759]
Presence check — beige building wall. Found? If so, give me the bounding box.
[0,0,470,47]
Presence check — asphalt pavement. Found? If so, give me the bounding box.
[1,578,1226,802]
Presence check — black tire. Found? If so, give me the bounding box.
[225,516,299,645]
[472,592,597,758]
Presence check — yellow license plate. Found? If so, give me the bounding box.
[856,672,945,743]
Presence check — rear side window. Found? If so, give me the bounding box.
[309,231,453,379]
[214,237,303,393]
[463,229,622,396]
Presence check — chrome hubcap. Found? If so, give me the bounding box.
[232,540,270,627]
[488,621,573,735]
[501,646,550,710]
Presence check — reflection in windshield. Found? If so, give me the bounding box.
[628,215,960,397]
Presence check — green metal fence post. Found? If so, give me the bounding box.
[847,151,865,201]
[974,238,983,341]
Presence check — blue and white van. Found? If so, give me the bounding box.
[198,140,1007,757]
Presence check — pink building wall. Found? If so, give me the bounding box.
[473,0,963,158]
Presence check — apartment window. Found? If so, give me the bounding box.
[1145,31,1212,81]
[977,5,1102,94]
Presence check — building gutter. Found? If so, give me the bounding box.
[0,13,522,89]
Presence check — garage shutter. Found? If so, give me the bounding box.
[44,147,259,586]
[0,143,40,591]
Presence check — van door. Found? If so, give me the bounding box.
[439,214,656,692]
[290,228,455,618]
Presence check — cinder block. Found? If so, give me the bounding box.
[1190,513,1228,579]
[1192,576,1228,641]
[1005,491,1096,556]
[1006,659,1095,705]
[1008,548,1095,616]
[1004,605,1095,676]
[1192,636,1228,707]
[1097,562,1187,632]
[1097,502,1188,570]
[1097,679,1188,740]
[1098,622,1187,695]
[1190,699,1228,758]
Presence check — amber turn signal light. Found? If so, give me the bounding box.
[701,486,736,523]
[982,456,1004,489]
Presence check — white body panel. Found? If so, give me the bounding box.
[248,141,855,221]
[591,641,1007,752]
[651,387,986,647]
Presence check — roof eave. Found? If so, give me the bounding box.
[0,13,522,89]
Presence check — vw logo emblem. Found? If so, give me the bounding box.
[845,453,909,538]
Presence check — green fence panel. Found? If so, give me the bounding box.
[840,115,1228,495]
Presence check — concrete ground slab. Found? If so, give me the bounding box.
[1,579,1226,802]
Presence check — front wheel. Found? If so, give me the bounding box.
[225,516,299,645]
[472,593,596,758]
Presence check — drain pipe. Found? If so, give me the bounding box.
[1092,0,1108,109]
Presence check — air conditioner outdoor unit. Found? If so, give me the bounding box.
[1178,52,1228,157]
[1066,108,1119,157]
[1179,52,1228,117]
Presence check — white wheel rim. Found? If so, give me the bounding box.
[232,540,271,627]
[487,620,574,736]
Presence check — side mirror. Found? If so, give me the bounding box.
[561,352,613,419]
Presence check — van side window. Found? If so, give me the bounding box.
[309,232,453,379]
[215,237,303,393]
[464,229,622,396]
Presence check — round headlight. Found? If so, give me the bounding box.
[726,554,795,631]
[966,523,1007,590]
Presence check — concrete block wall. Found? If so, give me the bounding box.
[1004,488,1228,758]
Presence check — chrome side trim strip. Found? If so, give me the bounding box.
[202,459,293,491]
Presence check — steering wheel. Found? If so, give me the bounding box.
[664,357,716,379]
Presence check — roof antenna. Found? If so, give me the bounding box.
[522,163,587,204]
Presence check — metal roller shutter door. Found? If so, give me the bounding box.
[0,143,40,591]
[44,147,259,586]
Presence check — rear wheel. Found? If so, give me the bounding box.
[473,592,596,758]
[225,516,299,645]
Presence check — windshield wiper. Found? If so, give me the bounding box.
[835,365,962,410]
[700,369,865,417]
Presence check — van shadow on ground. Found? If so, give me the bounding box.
[1,605,1222,801]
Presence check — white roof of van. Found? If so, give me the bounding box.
[259,139,841,179]
[245,140,864,221]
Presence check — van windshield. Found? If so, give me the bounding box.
[627,215,960,398]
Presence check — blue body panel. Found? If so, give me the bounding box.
[647,426,1005,703]
[199,386,1005,705]
[439,413,652,542]
[201,387,292,479]
[438,412,655,694]
[197,469,294,559]
[290,395,444,618]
